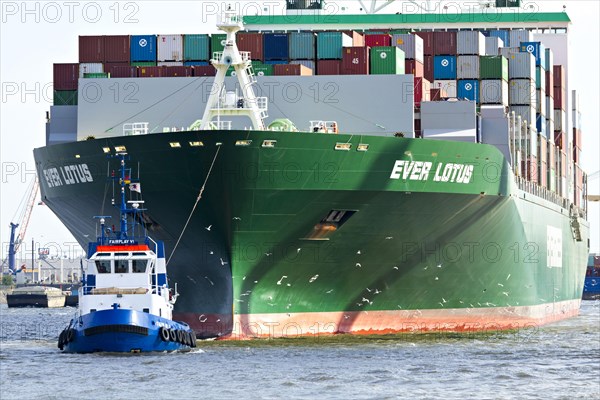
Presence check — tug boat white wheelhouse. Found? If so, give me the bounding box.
[58,154,196,353]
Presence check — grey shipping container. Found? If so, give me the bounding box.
[503,51,535,79]
[391,34,424,63]
[485,37,503,56]
[480,80,508,105]
[536,89,546,117]
[457,55,479,79]
[290,60,316,70]
[509,78,536,105]
[546,96,554,118]
[510,105,537,129]
[509,29,533,47]
[457,31,485,55]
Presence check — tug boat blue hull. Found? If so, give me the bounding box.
[59,308,196,353]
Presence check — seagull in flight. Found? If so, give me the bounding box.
[205,225,212,231]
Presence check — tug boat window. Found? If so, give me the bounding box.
[115,259,129,273]
[132,259,148,273]
[95,260,111,274]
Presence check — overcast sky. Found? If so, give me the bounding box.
[1,0,598,261]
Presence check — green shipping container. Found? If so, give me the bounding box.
[131,61,157,67]
[317,32,351,60]
[53,90,78,105]
[480,56,508,81]
[184,34,210,61]
[226,63,274,77]
[211,34,227,55]
[535,65,545,90]
[83,72,110,78]
[370,47,405,75]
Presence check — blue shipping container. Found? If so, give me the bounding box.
[489,30,510,47]
[289,32,315,60]
[130,35,157,62]
[264,60,288,65]
[264,33,289,60]
[457,79,480,102]
[536,114,547,137]
[433,55,457,79]
[183,61,209,66]
[520,41,546,67]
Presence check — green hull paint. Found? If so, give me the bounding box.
[33,130,589,332]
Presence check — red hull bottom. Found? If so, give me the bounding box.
[220,299,581,340]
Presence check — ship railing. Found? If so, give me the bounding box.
[309,120,339,134]
[212,51,251,64]
[123,122,149,136]
[515,176,570,209]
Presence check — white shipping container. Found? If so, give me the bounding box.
[505,52,535,79]
[509,79,536,105]
[509,29,533,47]
[158,61,184,66]
[546,118,555,140]
[510,105,536,129]
[392,34,424,63]
[457,31,485,55]
[485,37,503,56]
[158,34,183,61]
[79,63,103,78]
[457,55,479,79]
[536,89,546,117]
[480,80,508,105]
[554,109,566,131]
[432,80,457,98]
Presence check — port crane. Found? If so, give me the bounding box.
[2,176,39,274]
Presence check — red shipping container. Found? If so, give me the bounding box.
[109,65,137,78]
[415,32,434,56]
[554,131,566,150]
[573,127,582,148]
[405,59,424,78]
[433,31,457,55]
[53,63,79,90]
[274,64,313,76]
[573,146,581,164]
[317,59,341,75]
[553,86,566,110]
[341,47,369,75]
[138,66,163,77]
[164,66,193,77]
[423,55,434,82]
[79,36,104,62]
[430,88,442,101]
[522,155,538,183]
[341,31,365,47]
[364,34,391,48]
[545,70,553,95]
[414,118,421,138]
[553,65,565,89]
[237,33,264,61]
[104,35,130,62]
[193,66,216,76]
[414,77,431,107]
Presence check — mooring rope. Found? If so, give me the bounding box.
[167,144,222,266]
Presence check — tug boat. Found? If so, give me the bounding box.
[58,154,196,353]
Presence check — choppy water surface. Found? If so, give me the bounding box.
[0,302,598,400]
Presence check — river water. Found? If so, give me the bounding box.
[0,302,598,400]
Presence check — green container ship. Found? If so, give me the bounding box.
[35,5,589,339]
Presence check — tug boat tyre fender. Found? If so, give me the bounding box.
[169,329,177,342]
[66,328,75,342]
[189,332,196,347]
[176,329,184,344]
[58,330,66,349]
[159,327,170,342]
